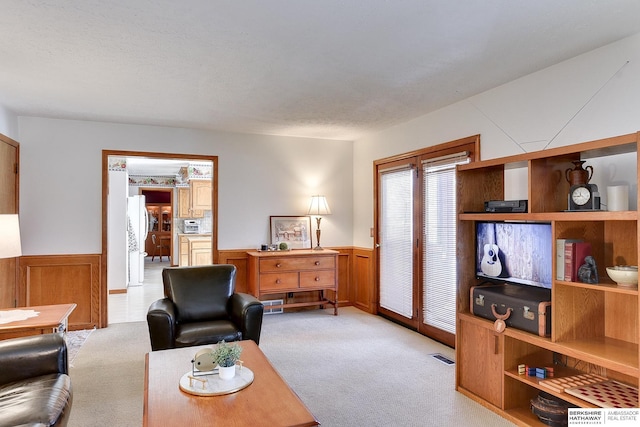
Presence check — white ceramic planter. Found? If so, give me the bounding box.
[218,365,236,380]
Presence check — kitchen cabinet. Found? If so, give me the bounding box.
[455,131,640,424]
[178,234,212,266]
[177,187,203,218]
[190,180,212,211]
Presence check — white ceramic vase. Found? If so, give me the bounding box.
[218,364,236,380]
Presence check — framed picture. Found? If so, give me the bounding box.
[270,216,312,249]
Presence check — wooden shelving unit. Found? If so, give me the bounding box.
[455,132,640,425]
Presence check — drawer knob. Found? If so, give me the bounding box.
[315,261,320,266]
[276,279,281,284]
[315,276,320,281]
[276,263,282,268]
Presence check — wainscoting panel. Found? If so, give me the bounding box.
[218,250,250,294]
[353,248,376,313]
[18,254,101,330]
[333,248,352,307]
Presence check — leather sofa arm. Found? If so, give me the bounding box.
[0,334,68,385]
[147,298,177,351]
[229,293,264,345]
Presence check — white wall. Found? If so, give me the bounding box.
[353,32,640,248]
[0,104,18,140]
[16,118,353,255]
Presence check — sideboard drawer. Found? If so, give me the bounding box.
[259,272,299,291]
[259,255,335,272]
[300,270,336,289]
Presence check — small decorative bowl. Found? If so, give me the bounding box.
[606,266,638,287]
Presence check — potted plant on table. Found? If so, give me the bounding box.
[211,341,242,380]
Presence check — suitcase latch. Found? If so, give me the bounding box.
[475,294,485,307]
[523,306,535,320]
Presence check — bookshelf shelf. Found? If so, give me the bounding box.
[554,280,638,295]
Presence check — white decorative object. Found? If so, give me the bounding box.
[218,365,236,380]
[607,185,629,211]
[179,366,254,396]
[606,266,638,287]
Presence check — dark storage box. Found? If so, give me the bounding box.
[471,283,551,336]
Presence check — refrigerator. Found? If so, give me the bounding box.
[127,195,149,286]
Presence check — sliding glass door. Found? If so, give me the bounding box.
[375,137,478,347]
[421,153,469,344]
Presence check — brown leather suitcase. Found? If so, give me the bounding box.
[471,283,551,337]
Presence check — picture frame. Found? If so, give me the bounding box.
[269,216,312,249]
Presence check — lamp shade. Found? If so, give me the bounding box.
[307,195,331,216]
[0,214,22,258]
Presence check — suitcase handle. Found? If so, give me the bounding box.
[491,304,513,320]
[491,304,513,333]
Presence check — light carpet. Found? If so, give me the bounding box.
[68,307,515,426]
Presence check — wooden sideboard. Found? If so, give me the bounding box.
[247,249,338,315]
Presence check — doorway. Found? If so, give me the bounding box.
[101,150,218,326]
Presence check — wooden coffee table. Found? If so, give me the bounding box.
[0,303,76,340]
[144,340,319,426]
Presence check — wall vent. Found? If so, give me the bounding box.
[262,299,284,315]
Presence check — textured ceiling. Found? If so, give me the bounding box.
[1,1,640,141]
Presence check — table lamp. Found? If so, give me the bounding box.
[307,196,331,250]
[0,214,22,259]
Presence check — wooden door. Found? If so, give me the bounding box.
[0,134,19,308]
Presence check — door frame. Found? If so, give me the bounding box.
[373,135,479,346]
[0,133,19,308]
[101,150,218,327]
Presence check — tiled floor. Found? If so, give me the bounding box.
[108,258,167,324]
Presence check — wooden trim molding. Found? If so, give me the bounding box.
[18,254,102,330]
[352,247,376,313]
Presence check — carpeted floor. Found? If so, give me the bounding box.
[67,307,515,426]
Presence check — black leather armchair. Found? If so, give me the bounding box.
[0,333,72,427]
[147,264,264,351]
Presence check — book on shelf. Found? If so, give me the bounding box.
[556,239,582,281]
[564,241,592,282]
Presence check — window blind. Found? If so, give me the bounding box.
[422,152,469,333]
[379,165,414,318]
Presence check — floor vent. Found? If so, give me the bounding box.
[262,299,284,315]
[430,353,455,365]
